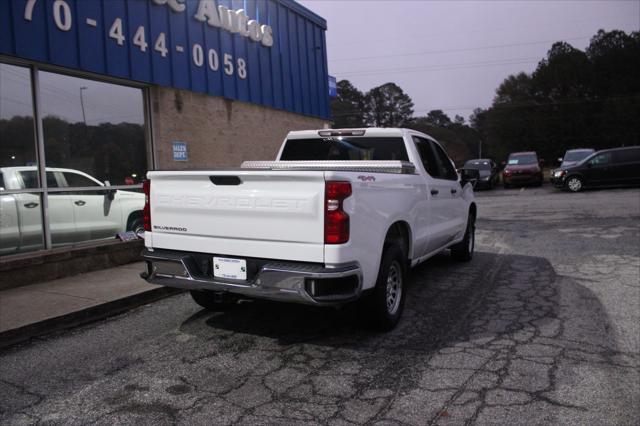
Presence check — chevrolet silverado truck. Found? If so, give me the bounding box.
[0,167,144,254]
[140,128,478,330]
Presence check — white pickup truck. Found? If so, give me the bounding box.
[0,167,145,254]
[141,128,478,330]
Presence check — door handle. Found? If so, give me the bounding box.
[451,189,457,194]
[430,189,439,196]
[74,200,86,206]
[24,202,39,208]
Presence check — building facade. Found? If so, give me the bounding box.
[0,0,330,256]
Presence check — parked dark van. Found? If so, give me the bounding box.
[552,146,640,192]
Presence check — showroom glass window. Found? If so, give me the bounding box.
[0,63,45,254]
[1,62,149,256]
[39,71,147,186]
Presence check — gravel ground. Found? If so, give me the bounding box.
[1,185,639,425]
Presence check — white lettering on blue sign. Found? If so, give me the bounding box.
[154,0,274,47]
[172,141,188,161]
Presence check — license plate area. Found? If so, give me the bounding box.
[213,257,247,280]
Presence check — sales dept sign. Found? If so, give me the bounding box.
[152,0,274,47]
[172,141,188,161]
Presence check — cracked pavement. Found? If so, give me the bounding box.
[1,186,639,425]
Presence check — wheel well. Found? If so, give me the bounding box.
[126,210,143,231]
[384,221,411,259]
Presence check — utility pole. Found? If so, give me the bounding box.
[79,86,87,126]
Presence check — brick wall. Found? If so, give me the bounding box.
[149,86,329,169]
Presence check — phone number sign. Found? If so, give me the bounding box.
[0,0,330,119]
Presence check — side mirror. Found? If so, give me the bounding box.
[459,168,480,188]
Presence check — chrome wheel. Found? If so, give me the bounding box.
[468,220,475,254]
[386,261,403,315]
[567,177,582,192]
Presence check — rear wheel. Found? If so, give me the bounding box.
[128,217,145,236]
[565,176,583,192]
[451,212,475,261]
[362,244,407,331]
[190,290,238,311]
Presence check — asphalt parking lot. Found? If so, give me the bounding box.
[1,185,638,425]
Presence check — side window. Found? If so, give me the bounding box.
[47,172,60,188]
[614,148,640,163]
[0,173,4,190]
[17,170,60,189]
[412,136,440,178]
[589,152,611,166]
[62,172,100,188]
[17,171,38,189]
[429,141,458,180]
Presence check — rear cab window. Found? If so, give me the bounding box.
[280,137,409,161]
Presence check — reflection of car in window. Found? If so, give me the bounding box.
[0,167,145,254]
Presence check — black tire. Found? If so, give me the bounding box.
[128,217,145,236]
[565,176,583,192]
[362,244,407,331]
[190,290,238,311]
[451,213,475,262]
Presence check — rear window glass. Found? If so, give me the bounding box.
[464,160,492,170]
[280,137,409,161]
[508,154,538,165]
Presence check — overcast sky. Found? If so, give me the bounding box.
[299,0,640,121]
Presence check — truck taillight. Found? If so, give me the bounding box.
[325,181,351,244]
[143,179,151,232]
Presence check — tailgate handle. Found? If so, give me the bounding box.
[209,176,242,185]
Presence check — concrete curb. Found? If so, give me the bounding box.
[0,287,183,350]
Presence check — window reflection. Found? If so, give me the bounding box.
[39,71,147,186]
[0,192,45,254]
[0,64,38,175]
[1,64,149,254]
[0,64,44,254]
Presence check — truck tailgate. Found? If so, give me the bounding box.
[147,170,325,262]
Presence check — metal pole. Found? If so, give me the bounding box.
[79,86,87,126]
[30,66,52,250]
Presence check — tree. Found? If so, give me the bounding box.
[330,80,368,128]
[365,83,414,127]
[424,109,452,127]
[475,29,640,163]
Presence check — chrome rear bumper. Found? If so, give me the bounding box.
[140,248,362,306]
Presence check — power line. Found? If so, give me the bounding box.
[330,36,592,63]
[335,57,542,78]
[331,93,640,117]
